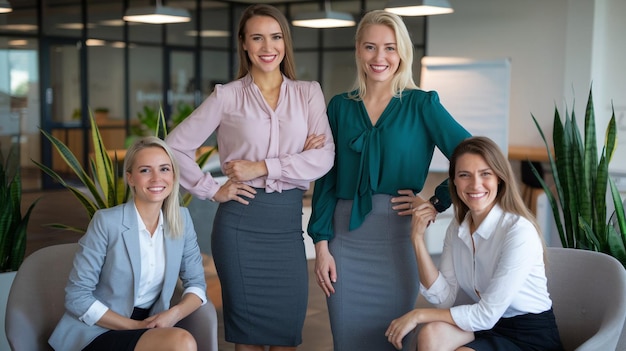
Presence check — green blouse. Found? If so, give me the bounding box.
[308,89,470,243]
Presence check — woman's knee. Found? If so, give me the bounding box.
[418,322,474,351]
[417,322,448,350]
[170,328,197,351]
[137,327,197,351]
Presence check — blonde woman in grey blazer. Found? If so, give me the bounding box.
[49,137,207,351]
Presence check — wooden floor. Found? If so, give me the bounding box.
[21,189,332,351]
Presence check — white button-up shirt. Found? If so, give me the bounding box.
[135,208,166,309]
[420,204,552,332]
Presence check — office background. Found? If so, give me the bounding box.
[0,0,625,192]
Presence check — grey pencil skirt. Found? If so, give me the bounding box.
[211,188,308,346]
[328,194,420,351]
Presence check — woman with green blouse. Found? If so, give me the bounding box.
[307,10,470,350]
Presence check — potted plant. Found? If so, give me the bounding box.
[34,112,130,232]
[0,142,39,349]
[34,109,213,232]
[94,107,110,124]
[532,88,626,267]
[0,143,39,272]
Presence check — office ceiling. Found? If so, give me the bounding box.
[8,0,366,11]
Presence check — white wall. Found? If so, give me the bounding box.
[427,0,626,171]
[592,0,626,173]
[427,0,568,147]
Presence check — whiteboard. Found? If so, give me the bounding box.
[420,57,511,172]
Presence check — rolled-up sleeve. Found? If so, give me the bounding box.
[79,300,108,326]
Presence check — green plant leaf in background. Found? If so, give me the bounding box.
[533,88,626,267]
[171,102,194,129]
[35,107,214,231]
[0,143,39,271]
[34,112,129,232]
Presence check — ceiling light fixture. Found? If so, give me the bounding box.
[9,39,27,46]
[0,0,13,14]
[123,0,191,24]
[185,29,230,38]
[385,0,454,16]
[86,39,106,46]
[292,1,355,29]
[0,24,37,31]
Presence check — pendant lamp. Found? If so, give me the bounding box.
[292,1,356,29]
[123,0,191,24]
[0,0,13,14]
[385,0,454,16]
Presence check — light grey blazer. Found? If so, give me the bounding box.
[48,202,206,351]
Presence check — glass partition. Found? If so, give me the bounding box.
[129,44,163,134]
[0,37,40,190]
[200,3,230,48]
[165,0,196,47]
[88,1,125,42]
[202,50,230,99]
[0,0,38,35]
[169,49,195,128]
[294,52,319,83]
[88,43,126,150]
[0,0,428,190]
[322,50,356,102]
[43,0,83,37]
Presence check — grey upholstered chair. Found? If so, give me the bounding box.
[408,247,626,351]
[547,247,626,351]
[5,243,218,351]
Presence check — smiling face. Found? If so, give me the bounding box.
[126,146,174,208]
[356,24,400,86]
[241,15,285,76]
[453,152,500,225]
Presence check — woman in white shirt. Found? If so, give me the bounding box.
[385,136,563,351]
[49,136,207,351]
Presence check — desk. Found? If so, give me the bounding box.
[508,145,552,163]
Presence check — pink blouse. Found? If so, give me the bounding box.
[166,74,335,200]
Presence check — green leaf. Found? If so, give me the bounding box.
[579,216,600,251]
[39,129,107,209]
[607,225,626,267]
[532,87,626,267]
[9,198,40,271]
[609,179,626,248]
[531,114,568,247]
[43,223,88,233]
[34,106,176,234]
[0,143,38,271]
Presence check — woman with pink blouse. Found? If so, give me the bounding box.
[165,4,334,351]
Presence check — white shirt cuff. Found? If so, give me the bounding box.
[450,304,472,331]
[183,287,207,306]
[79,300,109,326]
[420,273,449,305]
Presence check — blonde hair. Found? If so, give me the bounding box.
[448,136,547,261]
[236,4,296,80]
[124,136,183,238]
[349,10,418,100]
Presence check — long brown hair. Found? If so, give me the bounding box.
[448,136,543,237]
[236,4,296,80]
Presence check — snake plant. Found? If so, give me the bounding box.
[34,109,213,232]
[0,144,39,271]
[531,89,626,267]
